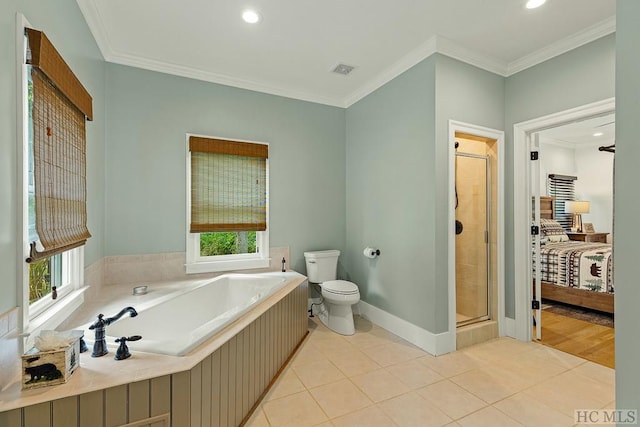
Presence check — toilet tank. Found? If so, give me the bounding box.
[303,250,340,283]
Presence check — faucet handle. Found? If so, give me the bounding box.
[114,335,142,360]
[88,314,105,330]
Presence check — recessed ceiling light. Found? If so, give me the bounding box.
[526,0,546,9]
[593,132,604,137]
[242,9,261,24]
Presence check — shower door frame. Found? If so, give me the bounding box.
[455,151,491,327]
[447,120,505,352]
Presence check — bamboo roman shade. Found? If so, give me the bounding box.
[26,29,92,262]
[26,29,93,121]
[189,136,268,233]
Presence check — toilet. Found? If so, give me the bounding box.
[304,250,360,335]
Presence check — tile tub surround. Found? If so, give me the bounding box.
[0,272,307,414]
[245,316,615,427]
[0,308,20,392]
[83,257,104,288]
[103,247,290,286]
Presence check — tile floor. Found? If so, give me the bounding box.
[246,316,615,427]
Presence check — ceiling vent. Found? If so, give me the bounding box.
[332,63,355,76]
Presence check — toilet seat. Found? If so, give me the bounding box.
[321,280,359,295]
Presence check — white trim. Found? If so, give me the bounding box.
[512,98,615,342]
[436,36,508,76]
[25,288,86,349]
[17,12,30,336]
[108,50,346,108]
[503,317,517,338]
[74,0,113,63]
[357,300,453,356]
[448,121,505,347]
[27,247,85,319]
[18,14,87,336]
[76,0,344,107]
[343,36,438,107]
[74,0,615,108]
[506,17,616,76]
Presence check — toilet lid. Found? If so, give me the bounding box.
[322,280,359,295]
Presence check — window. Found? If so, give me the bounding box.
[186,135,269,273]
[21,27,92,316]
[547,174,577,231]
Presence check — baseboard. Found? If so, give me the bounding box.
[503,316,517,338]
[357,301,454,356]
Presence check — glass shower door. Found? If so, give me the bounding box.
[455,153,490,326]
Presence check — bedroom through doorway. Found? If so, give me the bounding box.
[530,113,615,369]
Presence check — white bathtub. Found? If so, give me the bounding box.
[100,272,294,356]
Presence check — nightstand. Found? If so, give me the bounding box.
[566,232,608,243]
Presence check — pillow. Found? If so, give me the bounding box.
[540,218,570,242]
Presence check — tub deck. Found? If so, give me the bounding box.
[0,271,308,418]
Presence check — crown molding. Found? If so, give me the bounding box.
[343,35,509,107]
[76,0,112,62]
[435,36,508,76]
[342,36,438,107]
[76,0,616,109]
[75,0,346,107]
[107,50,346,107]
[506,16,616,76]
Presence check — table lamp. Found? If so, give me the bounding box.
[565,200,590,232]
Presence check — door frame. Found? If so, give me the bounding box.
[512,98,615,342]
[448,120,505,350]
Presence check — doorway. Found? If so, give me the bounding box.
[514,99,615,368]
[455,139,492,326]
[448,121,505,351]
[532,116,615,368]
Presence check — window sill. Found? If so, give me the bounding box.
[185,258,270,274]
[26,287,87,347]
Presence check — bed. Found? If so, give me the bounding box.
[535,196,614,313]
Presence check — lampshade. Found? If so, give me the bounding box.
[565,200,590,214]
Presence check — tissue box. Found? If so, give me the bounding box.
[21,331,82,390]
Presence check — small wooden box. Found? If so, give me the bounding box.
[22,335,81,390]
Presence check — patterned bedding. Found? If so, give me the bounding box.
[537,241,614,293]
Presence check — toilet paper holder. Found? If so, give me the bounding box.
[363,247,381,258]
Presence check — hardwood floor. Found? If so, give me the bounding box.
[536,311,615,369]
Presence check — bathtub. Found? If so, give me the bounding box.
[98,272,294,356]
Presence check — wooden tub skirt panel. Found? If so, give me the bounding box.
[541,282,614,314]
[0,281,309,427]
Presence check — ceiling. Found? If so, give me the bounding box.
[539,113,615,147]
[77,0,616,108]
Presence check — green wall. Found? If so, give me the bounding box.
[345,57,436,330]
[345,54,503,333]
[0,0,106,315]
[433,55,505,332]
[615,0,640,411]
[503,34,615,318]
[104,64,346,272]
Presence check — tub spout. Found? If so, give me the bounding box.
[89,307,138,357]
[105,306,138,324]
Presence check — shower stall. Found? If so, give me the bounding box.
[455,136,496,328]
